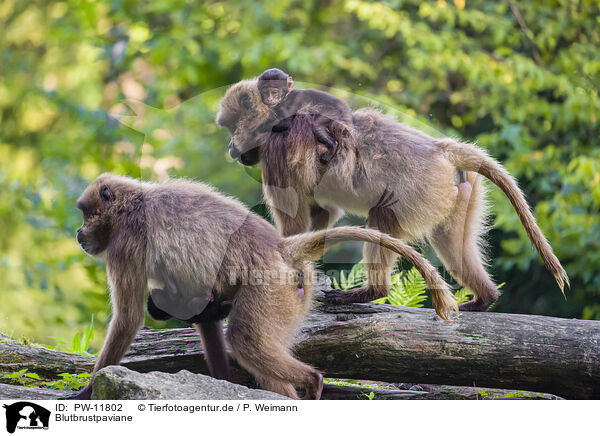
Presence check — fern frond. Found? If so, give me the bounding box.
[453,287,475,304]
[373,267,428,308]
[332,262,366,290]
[331,276,340,289]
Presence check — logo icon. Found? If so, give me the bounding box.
[2,402,50,434]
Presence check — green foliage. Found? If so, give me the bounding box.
[1,369,42,387]
[331,262,366,291]
[333,263,474,308]
[477,388,551,399]
[504,390,529,398]
[373,268,429,308]
[41,373,91,391]
[0,0,598,347]
[67,316,96,356]
[2,369,41,381]
[1,368,91,390]
[453,288,475,305]
[49,316,97,355]
[324,378,382,399]
[324,378,378,389]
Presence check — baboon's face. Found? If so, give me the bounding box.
[216,80,270,166]
[76,178,115,256]
[260,86,285,107]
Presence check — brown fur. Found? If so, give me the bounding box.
[70,173,453,400]
[216,80,568,311]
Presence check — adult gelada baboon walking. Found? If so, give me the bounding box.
[70,173,454,400]
[216,79,568,311]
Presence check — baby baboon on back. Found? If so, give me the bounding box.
[254,68,352,164]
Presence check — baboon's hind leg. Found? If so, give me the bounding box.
[227,287,323,400]
[325,189,404,304]
[229,333,323,400]
[428,176,500,311]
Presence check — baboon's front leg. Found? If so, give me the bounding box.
[64,261,146,400]
[270,196,311,237]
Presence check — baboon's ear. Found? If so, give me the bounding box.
[100,185,115,203]
[240,94,251,109]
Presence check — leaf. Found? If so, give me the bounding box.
[40,372,91,391]
[81,315,94,352]
[344,262,366,290]
[71,333,81,354]
[373,267,428,308]
[332,262,366,291]
[331,276,340,289]
[25,372,42,380]
[453,288,475,304]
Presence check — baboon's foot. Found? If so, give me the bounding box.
[61,383,92,400]
[304,372,324,400]
[324,286,388,304]
[458,298,495,312]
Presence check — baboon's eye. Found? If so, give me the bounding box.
[240,94,251,109]
[100,185,115,203]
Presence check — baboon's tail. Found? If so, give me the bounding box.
[281,226,457,321]
[435,138,569,293]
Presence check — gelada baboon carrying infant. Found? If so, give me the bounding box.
[226,69,352,166]
[69,173,454,400]
[217,80,568,311]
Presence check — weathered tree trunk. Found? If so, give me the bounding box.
[0,342,93,378]
[319,383,562,400]
[296,293,600,399]
[2,288,598,399]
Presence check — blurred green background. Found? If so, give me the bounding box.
[0,0,598,351]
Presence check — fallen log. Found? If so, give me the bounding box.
[0,342,93,378]
[298,291,600,399]
[320,383,562,400]
[1,287,598,399]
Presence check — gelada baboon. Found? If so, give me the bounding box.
[255,68,353,164]
[216,80,568,311]
[70,173,454,400]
